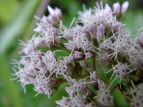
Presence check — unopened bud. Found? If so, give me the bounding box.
[112,22,122,32]
[74,51,85,60]
[105,4,112,14]
[34,24,45,33]
[90,71,98,82]
[20,57,31,65]
[113,2,120,16]
[22,46,35,55]
[47,15,57,26]
[41,15,49,24]
[34,37,47,47]
[97,24,105,38]
[88,24,97,38]
[121,1,129,14]
[47,6,62,20]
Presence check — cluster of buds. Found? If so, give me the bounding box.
[113,1,129,19]
[12,1,143,107]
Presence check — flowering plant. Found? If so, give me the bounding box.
[12,1,143,107]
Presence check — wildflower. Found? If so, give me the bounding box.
[12,1,142,107]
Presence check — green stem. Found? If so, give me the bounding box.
[0,0,41,54]
[92,53,96,71]
[74,61,82,77]
[92,37,99,72]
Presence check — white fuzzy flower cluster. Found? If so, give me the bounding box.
[13,1,143,107]
[94,80,114,106]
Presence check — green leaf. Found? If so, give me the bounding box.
[0,0,40,54]
[112,90,129,107]
[0,0,41,106]
[0,0,18,24]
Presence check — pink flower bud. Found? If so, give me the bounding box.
[74,51,85,60]
[47,6,62,20]
[90,71,98,82]
[21,74,35,85]
[121,1,129,14]
[88,24,97,38]
[130,56,143,70]
[47,6,55,17]
[47,15,57,26]
[111,22,122,32]
[46,78,58,86]
[25,68,36,77]
[20,57,31,65]
[64,55,75,62]
[34,37,47,47]
[85,52,92,59]
[97,24,105,38]
[36,61,45,68]
[64,42,78,51]
[41,15,49,24]
[22,46,35,55]
[105,4,112,14]
[34,24,45,33]
[113,2,120,15]
[55,7,62,19]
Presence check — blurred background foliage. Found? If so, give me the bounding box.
[0,0,143,107]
